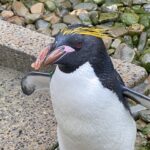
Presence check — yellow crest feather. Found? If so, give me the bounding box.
[60,27,109,39]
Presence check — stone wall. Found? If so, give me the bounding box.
[0,20,148,87]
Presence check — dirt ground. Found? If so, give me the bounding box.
[0,66,57,150]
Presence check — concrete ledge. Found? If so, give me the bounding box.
[0,20,148,87]
[0,20,54,72]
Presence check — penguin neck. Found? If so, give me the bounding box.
[58,65,78,73]
[89,49,114,76]
[89,49,131,112]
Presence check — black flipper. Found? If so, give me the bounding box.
[122,86,150,109]
[115,70,150,109]
[21,72,51,95]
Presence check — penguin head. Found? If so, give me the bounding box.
[44,24,108,72]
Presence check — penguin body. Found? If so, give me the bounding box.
[21,25,150,150]
[50,62,136,150]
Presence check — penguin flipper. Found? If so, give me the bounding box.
[122,86,150,109]
[21,72,51,95]
[114,69,125,86]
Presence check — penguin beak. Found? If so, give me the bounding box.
[31,45,75,70]
[44,45,75,65]
[31,44,53,70]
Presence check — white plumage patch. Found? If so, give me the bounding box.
[50,62,136,150]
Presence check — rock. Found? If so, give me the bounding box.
[70,0,82,6]
[35,19,51,30]
[0,6,5,13]
[108,27,128,38]
[114,22,125,27]
[121,0,132,5]
[54,0,65,2]
[45,0,56,11]
[101,22,114,27]
[112,58,147,87]
[140,15,150,28]
[26,24,36,31]
[12,1,29,17]
[25,13,41,24]
[1,0,13,4]
[93,0,104,5]
[133,0,150,4]
[140,110,150,123]
[111,39,121,49]
[84,0,95,2]
[148,75,150,83]
[133,35,139,46]
[70,9,88,16]
[99,13,118,23]
[140,49,150,72]
[52,23,67,36]
[120,13,139,26]
[132,5,144,13]
[78,13,92,25]
[141,124,150,135]
[135,132,147,150]
[30,3,44,14]
[138,32,147,51]
[147,28,150,38]
[96,25,111,31]
[147,75,150,85]
[123,35,133,48]
[74,3,98,11]
[114,43,136,62]
[1,10,14,19]
[133,78,150,95]
[63,14,81,24]
[43,13,60,24]
[7,16,25,26]
[131,105,147,119]
[39,0,47,2]
[102,37,113,49]
[22,1,40,9]
[143,4,150,12]
[108,49,115,55]
[89,11,99,25]
[128,24,145,34]
[101,3,118,12]
[136,119,147,131]
[145,38,150,50]
[37,28,51,36]
[57,1,72,9]
[59,9,69,17]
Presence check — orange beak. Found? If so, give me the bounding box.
[31,45,75,70]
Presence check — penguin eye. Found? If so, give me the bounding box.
[74,42,82,50]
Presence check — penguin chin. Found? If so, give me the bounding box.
[44,45,75,66]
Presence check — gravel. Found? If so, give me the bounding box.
[0,66,57,149]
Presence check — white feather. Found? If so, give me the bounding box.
[50,62,136,150]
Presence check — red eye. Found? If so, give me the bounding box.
[75,42,82,49]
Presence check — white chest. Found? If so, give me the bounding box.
[50,62,136,150]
